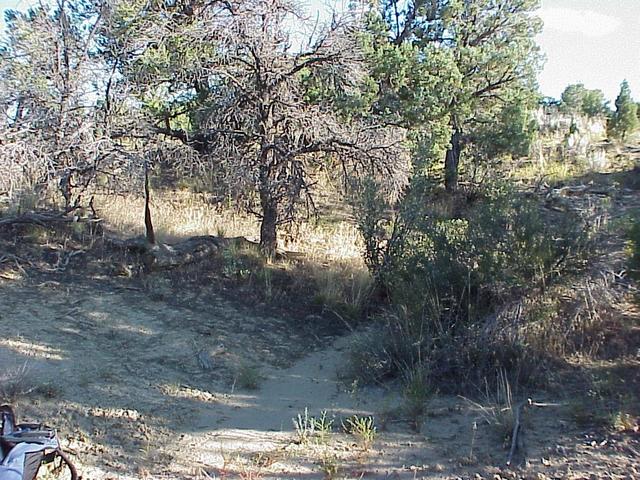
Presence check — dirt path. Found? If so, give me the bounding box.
[195,334,369,432]
[172,334,383,479]
[2,276,638,479]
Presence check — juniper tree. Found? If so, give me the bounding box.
[373,0,542,191]
[560,83,609,118]
[609,80,639,140]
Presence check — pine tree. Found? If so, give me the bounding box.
[609,80,639,140]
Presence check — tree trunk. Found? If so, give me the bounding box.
[444,129,462,193]
[260,200,278,257]
[144,163,155,245]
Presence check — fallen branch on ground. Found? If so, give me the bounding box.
[1,209,258,271]
[506,400,527,466]
[106,234,256,270]
[507,399,563,466]
[0,211,102,227]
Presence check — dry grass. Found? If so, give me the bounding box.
[94,191,364,261]
[0,361,34,403]
[307,259,373,318]
[95,190,373,317]
[508,157,590,184]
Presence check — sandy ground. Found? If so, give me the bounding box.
[1,274,638,480]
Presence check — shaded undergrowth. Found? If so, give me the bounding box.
[346,165,640,410]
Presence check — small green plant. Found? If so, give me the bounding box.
[312,410,334,443]
[318,451,341,480]
[342,415,376,449]
[293,409,336,445]
[293,407,316,444]
[402,365,434,432]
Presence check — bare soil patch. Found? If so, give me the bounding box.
[1,271,638,479]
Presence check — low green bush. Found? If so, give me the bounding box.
[626,209,640,278]
[350,181,592,391]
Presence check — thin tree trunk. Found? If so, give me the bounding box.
[144,163,155,245]
[445,129,462,193]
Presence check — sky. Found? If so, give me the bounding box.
[537,0,640,104]
[0,0,638,104]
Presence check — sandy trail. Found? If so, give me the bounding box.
[1,275,638,479]
[196,334,370,431]
[174,334,388,479]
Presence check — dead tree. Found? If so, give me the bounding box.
[115,0,410,256]
[0,0,143,210]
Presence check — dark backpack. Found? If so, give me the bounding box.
[0,405,77,480]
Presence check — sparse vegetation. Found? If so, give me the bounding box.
[0,361,33,402]
[312,410,335,443]
[293,409,336,445]
[402,364,435,432]
[317,451,341,480]
[293,408,316,445]
[235,363,263,391]
[341,415,376,449]
[482,371,517,446]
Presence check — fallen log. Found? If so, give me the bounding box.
[105,234,256,270]
[150,236,257,269]
[0,211,102,228]
[0,209,258,271]
[149,236,223,269]
[103,235,150,253]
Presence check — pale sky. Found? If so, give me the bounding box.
[537,0,640,104]
[1,0,639,104]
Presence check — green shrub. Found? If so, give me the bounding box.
[235,363,262,390]
[350,181,591,391]
[626,210,640,278]
[341,415,376,449]
[389,184,586,323]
